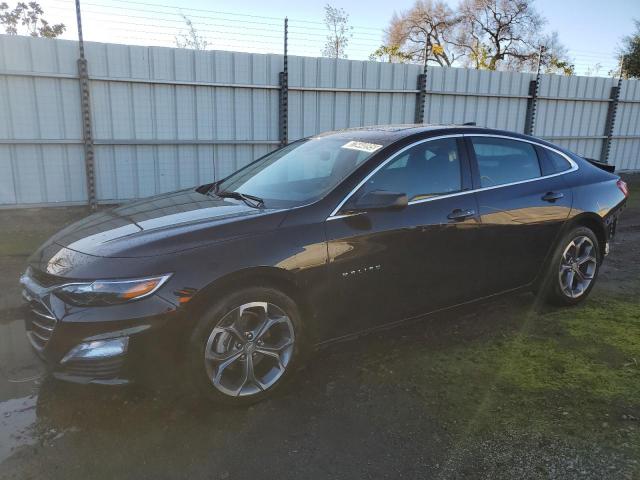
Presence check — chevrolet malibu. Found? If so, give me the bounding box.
[21,125,628,404]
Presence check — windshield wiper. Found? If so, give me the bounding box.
[213,189,265,208]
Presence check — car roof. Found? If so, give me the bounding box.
[312,124,556,149]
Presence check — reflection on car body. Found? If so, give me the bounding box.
[20,125,628,404]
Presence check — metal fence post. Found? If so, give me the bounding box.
[415,41,429,124]
[278,17,289,147]
[600,74,623,164]
[75,0,97,210]
[524,46,544,136]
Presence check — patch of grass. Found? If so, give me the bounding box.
[485,299,640,403]
[363,294,640,448]
[0,206,89,257]
[622,173,640,211]
[563,299,640,360]
[0,231,52,256]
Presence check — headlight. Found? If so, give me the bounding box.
[54,274,171,306]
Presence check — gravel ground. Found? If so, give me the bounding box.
[0,174,638,479]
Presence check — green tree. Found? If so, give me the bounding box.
[619,19,640,78]
[0,2,65,37]
[545,56,575,76]
[369,44,413,63]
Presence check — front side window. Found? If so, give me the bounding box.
[471,137,542,187]
[216,137,383,208]
[354,137,462,202]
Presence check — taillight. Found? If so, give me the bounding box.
[617,179,629,197]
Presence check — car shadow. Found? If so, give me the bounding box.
[0,287,623,479]
[32,290,538,431]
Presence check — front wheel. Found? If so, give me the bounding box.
[189,287,303,404]
[542,226,601,306]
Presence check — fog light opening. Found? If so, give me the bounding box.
[61,337,129,364]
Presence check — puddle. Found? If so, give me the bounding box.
[0,311,47,462]
[0,395,38,462]
[0,313,43,401]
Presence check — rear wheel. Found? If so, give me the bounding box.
[542,226,601,306]
[189,287,303,404]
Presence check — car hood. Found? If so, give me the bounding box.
[36,188,285,259]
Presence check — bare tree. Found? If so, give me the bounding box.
[538,32,574,75]
[376,0,570,73]
[584,63,603,77]
[0,1,65,37]
[175,14,209,50]
[322,4,352,59]
[383,0,460,66]
[453,0,545,70]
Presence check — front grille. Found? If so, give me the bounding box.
[23,290,58,351]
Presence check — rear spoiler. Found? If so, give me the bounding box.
[584,158,616,173]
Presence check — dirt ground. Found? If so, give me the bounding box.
[0,175,639,479]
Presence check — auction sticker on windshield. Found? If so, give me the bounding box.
[341,141,383,153]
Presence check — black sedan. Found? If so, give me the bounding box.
[21,125,628,404]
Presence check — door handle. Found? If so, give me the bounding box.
[447,208,476,221]
[541,191,564,202]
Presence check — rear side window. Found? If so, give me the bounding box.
[471,137,542,187]
[544,149,572,173]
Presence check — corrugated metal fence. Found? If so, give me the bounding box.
[0,34,638,207]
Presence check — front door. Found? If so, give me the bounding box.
[324,136,482,338]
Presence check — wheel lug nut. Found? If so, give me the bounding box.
[245,332,253,340]
[236,343,242,349]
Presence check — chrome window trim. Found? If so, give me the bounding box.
[326,133,578,220]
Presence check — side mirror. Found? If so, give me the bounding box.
[348,190,408,212]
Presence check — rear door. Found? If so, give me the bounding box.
[466,135,573,295]
[324,136,482,337]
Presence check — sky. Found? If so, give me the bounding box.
[36,0,640,76]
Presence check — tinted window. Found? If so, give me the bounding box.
[471,137,541,187]
[545,149,572,173]
[357,138,462,201]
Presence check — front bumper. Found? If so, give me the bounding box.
[21,275,188,386]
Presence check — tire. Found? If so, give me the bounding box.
[188,286,304,405]
[541,226,601,306]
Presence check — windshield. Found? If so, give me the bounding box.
[215,137,384,208]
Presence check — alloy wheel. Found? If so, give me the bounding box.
[204,302,295,397]
[558,235,597,299]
